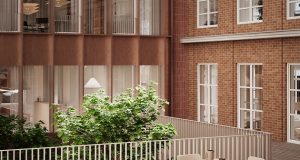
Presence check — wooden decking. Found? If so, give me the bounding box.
[272,141,300,160]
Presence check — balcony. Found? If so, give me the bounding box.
[0,116,271,160]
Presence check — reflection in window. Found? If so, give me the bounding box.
[55,0,81,33]
[113,0,134,34]
[23,66,50,130]
[23,0,49,33]
[238,0,263,23]
[288,65,300,142]
[84,0,106,34]
[112,66,134,98]
[84,66,107,95]
[197,0,218,28]
[238,64,262,131]
[54,66,79,111]
[197,64,218,124]
[0,0,19,32]
[288,0,300,18]
[140,65,162,96]
[140,0,160,35]
[0,66,19,116]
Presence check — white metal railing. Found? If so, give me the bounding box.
[55,15,79,33]
[0,135,271,160]
[113,16,134,34]
[0,116,271,160]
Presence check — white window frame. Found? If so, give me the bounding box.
[287,63,300,144]
[197,0,218,28]
[197,63,218,123]
[287,0,300,20]
[237,63,263,130]
[237,0,263,24]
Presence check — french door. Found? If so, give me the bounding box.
[288,64,300,144]
[238,64,263,130]
[197,64,218,124]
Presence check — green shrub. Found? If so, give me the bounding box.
[0,115,50,150]
[54,85,176,145]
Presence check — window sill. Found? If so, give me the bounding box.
[197,25,218,29]
[287,16,300,20]
[237,21,263,25]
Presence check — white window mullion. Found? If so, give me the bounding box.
[207,0,210,25]
[207,65,211,123]
[249,65,253,129]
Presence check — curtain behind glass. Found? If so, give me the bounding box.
[54,66,79,110]
[0,0,19,31]
[23,66,49,129]
[112,66,134,98]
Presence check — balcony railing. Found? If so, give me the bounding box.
[113,16,134,34]
[0,116,271,160]
[55,15,79,33]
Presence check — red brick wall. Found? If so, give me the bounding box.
[185,0,300,37]
[172,0,300,142]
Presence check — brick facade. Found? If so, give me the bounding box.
[172,0,300,142]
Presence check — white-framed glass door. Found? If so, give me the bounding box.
[238,64,263,130]
[288,64,300,144]
[197,64,218,124]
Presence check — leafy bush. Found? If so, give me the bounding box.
[0,115,50,150]
[54,85,176,145]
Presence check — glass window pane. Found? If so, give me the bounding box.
[240,110,250,129]
[252,7,263,21]
[84,66,107,95]
[209,0,217,12]
[0,66,19,116]
[199,65,208,84]
[140,65,162,96]
[55,0,80,33]
[210,106,218,123]
[200,86,209,105]
[290,91,300,114]
[199,14,208,26]
[240,88,250,109]
[239,0,250,8]
[209,13,218,25]
[210,65,217,85]
[23,0,49,33]
[253,89,262,110]
[253,65,262,87]
[112,66,134,98]
[290,115,300,141]
[253,112,262,131]
[140,0,160,35]
[23,66,50,130]
[239,9,250,22]
[54,66,80,111]
[210,86,217,106]
[289,2,300,17]
[0,0,19,32]
[240,65,250,87]
[200,105,209,122]
[199,1,208,14]
[252,0,263,6]
[113,0,135,34]
[85,0,106,34]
